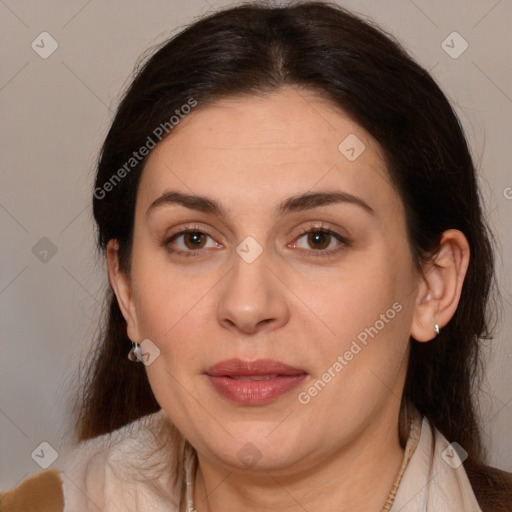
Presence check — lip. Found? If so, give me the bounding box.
[206,358,308,405]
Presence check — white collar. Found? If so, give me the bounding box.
[389,412,482,511]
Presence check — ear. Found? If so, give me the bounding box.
[411,229,470,342]
[106,240,141,343]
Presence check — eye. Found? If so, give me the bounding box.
[162,223,348,258]
[164,226,222,257]
[291,224,348,256]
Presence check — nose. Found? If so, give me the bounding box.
[216,249,290,335]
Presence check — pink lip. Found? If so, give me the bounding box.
[206,358,307,405]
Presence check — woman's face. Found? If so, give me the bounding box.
[118,87,423,473]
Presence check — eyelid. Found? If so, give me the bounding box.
[293,221,347,238]
[164,222,216,238]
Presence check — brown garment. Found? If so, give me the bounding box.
[0,469,64,512]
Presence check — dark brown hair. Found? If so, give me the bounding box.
[74,0,506,503]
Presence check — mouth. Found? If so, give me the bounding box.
[229,375,280,381]
[206,359,308,405]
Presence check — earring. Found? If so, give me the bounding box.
[434,324,440,336]
[128,342,142,362]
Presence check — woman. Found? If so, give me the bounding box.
[2,2,511,511]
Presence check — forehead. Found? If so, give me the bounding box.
[138,87,402,220]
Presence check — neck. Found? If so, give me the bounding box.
[192,407,405,512]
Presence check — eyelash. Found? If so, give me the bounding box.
[163,223,349,258]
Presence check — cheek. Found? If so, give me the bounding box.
[130,240,192,329]
[310,253,407,342]
[301,238,415,384]
[129,246,219,370]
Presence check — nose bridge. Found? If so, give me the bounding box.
[216,240,289,334]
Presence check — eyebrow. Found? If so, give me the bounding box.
[146,190,375,218]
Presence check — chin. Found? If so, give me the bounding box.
[205,428,309,471]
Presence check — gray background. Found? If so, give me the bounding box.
[1,0,511,489]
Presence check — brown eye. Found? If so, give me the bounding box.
[164,228,221,257]
[183,232,207,249]
[307,231,332,250]
[291,226,348,257]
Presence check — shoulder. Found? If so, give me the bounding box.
[0,469,64,512]
[466,462,512,512]
[429,418,512,511]
[61,408,178,508]
[398,410,511,511]
[0,409,178,512]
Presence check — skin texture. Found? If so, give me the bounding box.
[107,86,470,511]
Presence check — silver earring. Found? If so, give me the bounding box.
[128,342,142,362]
[434,324,440,336]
